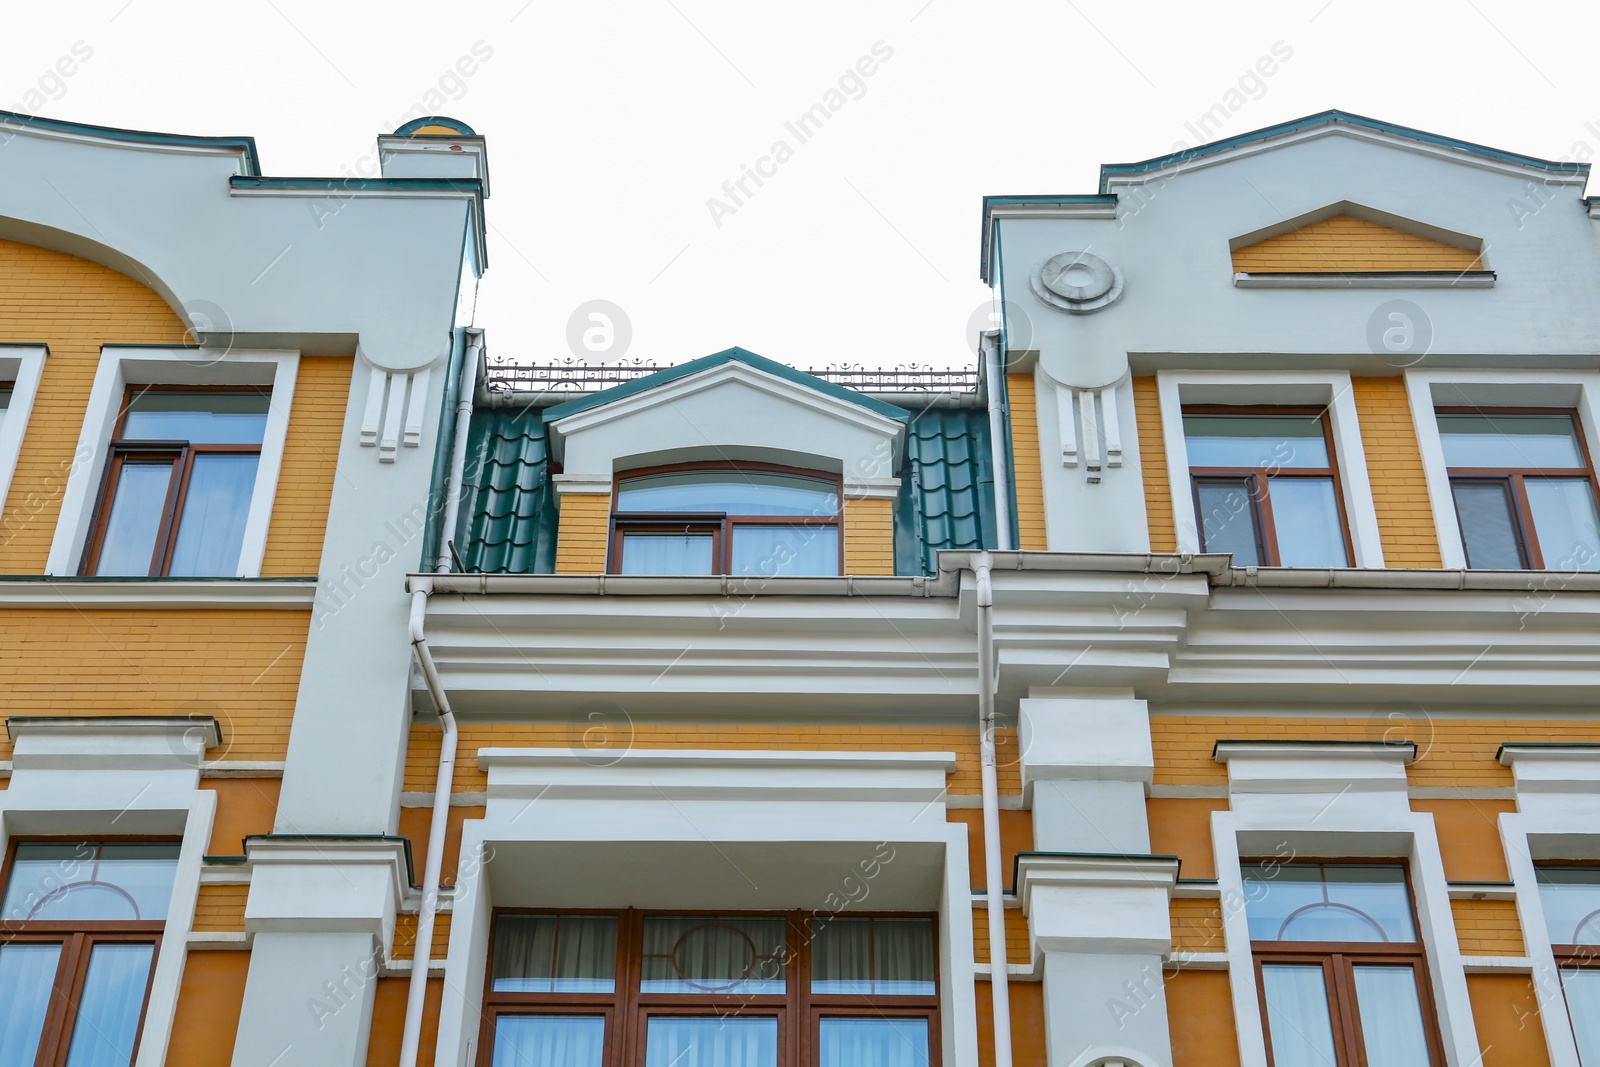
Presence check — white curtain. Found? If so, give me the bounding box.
[493,916,616,993]
[811,918,934,995]
[640,917,786,994]
[61,943,154,1067]
[818,1018,930,1067]
[0,943,61,1066]
[492,1016,606,1067]
[811,918,872,994]
[1351,965,1431,1066]
[1527,478,1600,571]
[643,1017,777,1067]
[168,454,259,576]
[619,532,715,575]
[1261,963,1339,1067]
[1561,970,1600,1066]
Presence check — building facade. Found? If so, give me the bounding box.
[1,106,1598,1067]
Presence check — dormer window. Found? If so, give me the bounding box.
[610,465,841,577]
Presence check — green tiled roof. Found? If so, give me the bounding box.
[454,405,557,575]
[454,393,996,577]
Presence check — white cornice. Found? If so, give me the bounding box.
[0,579,316,609]
[0,118,253,172]
[1233,271,1495,289]
[1214,740,1417,764]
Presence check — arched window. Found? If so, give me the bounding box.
[610,465,841,577]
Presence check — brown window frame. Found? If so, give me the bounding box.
[1246,859,1445,1067]
[1533,861,1600,1057]
[80,385,269,577]
[478,908,941,1067]
[1183,405,1355,567]
[1437,406,1600,570]
[0,837,175,1067]
[608,463,844,577]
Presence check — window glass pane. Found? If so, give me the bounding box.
[1560,968,1600,1067]
[493,915,618,993]
[640,915,787,994]
[643,1017,777,1067]
[1452,480,1526,569]
[0,385,12,434]
[810,917,935,995]
[617,471,838,516]
[619,532,715,575]
[1527,478,1600,571]
[1536,868,1600,945]
[1438,413,1585,469]
[1183,414,1331,469]
[122,390,269,444]
[731,525,839,577]
[3,842,180,922]
[1261,963,1340,1067]
[0,943,61,1066]
[1352,965,1432,1067]
[819,1018,930,1067]
[167,453,260,576]
[1267,477,1349,567]
[1195,480,1261,565]
[62,942,155,1067]
[1242,863,1415,943]
[95,461,174,576]
[491,1016,606,1067]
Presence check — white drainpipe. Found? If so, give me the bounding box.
[974,552,1013,1067]
[435,328,484,573]
[399,581,457,1067]
[981,331,1014,551]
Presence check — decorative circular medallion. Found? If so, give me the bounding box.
[1030,250,1124,314]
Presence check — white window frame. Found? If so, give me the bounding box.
[46,346,299,577]
[1157,371,1385,567]
[0,345,50,520]
[1211,743,1478,1067]
[1405,369,1600,570]
[0,717,218,1067]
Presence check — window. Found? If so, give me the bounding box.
[610,465,841,577]
[0,381,14,433]
[81,389,270,577]
[1537,866,1600,1064]
[1242,862,1443,1067]
[1183,409,1352,567]
[1436,411,1600,570]
[0,840,180,1067]
[481,910,938,1067]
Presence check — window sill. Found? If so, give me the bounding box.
[1233,270,1496,288]
[0,576,317,609]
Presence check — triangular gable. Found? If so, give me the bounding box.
[544,347,910,424]
[1230,211,1483,274]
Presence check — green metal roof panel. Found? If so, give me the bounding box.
[455,406,557,574]
[894,405,997,575]
[544,348,910,424]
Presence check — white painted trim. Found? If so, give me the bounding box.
[1233,272,1495,289]
[0,578,315,608]
[1156,370,1385,567]
[1406,368,1600,571]
[0,346,47,524]
[0,119,253,171]
[227,185,479,202]
[551,473,612,497]
[985,203,1119,222]
[842,477,901,500]
[45,346,299,577]
[1500,811,1587,1066]
[1212,806,1478,1067]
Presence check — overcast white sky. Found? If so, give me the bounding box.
[3,0,1595,371]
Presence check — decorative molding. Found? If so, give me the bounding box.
[0,578,316,610]
[1030,250,1125,314]
[1053,378,1124,481]
[360,363,431,462]
[1234,270,1495,289]
[551,473,613,497]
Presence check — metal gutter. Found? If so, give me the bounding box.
[436,328,484,572]
[981,331,1014,552]
[973,553,1013,1067]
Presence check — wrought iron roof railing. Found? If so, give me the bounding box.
[484,359,977,394]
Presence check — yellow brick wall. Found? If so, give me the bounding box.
[0,609,307,762]
[406,723,1022,797]
[1231,214,1483,273]
[972,905,1030,966]
[1152,716,1600,788]
[1132,377,1177,552]
[1351,376,1442,567]
[260,355,351,576]
[1170,897,1226,953]
[192,883,249,932]
[554,493,610,573]
[392,911,454,958]
[843,496,894,574]
[0,238,189,571]
[1453,898,1526,956]
[1006,372,1048,551]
